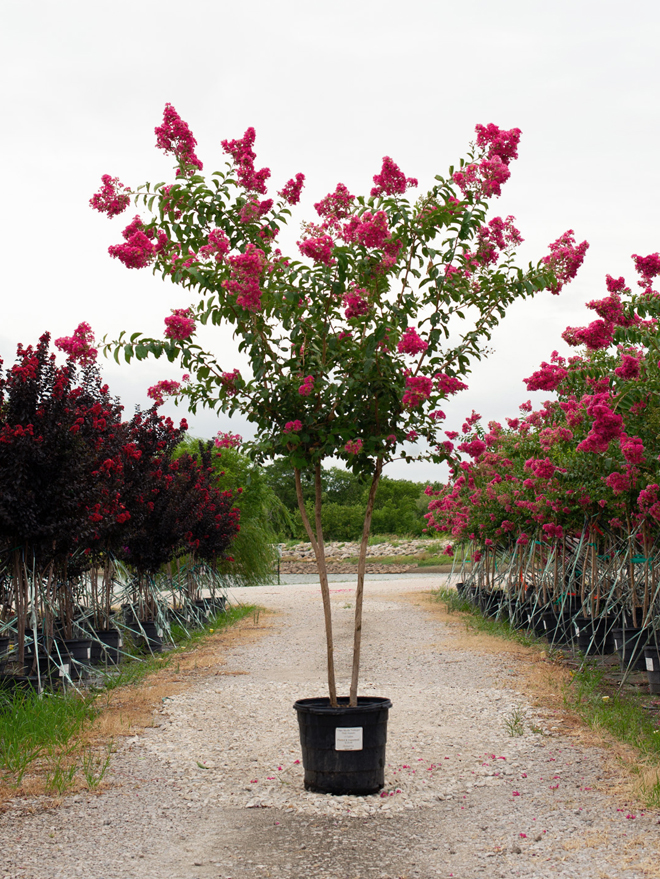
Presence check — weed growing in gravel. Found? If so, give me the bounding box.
[81,741,114,790]
[504,707,526,737]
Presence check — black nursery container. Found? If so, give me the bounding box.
[644,647,660,694]
[138,621,163,653]
[293,696,392,795]
[90,629,123,665]
[612,626,648,671]
[573,617,615,655]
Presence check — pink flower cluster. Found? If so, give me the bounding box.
[154,103,203,175]
[475,123,522,165]
[475,215,523,265]
[298,375,314,396]
[55,322,98,365]
[403,375,433,409]
[147,379,181,406]
[314,183,355,224]
[279,173,305,205]
[435,373,469,396]
[343,289,370,319]
[345,438,363,454]
[614,353,641,380]
[219,369,241,396]
[342,211,391,249]
[524,457,556,479]
[283,420,303,434]
[214,431,242,448]
[240,197,273,224]
[108,215,167,270]
[453,157,511,199]
[298,234,335,265]
[576,394,625,453]
[458,439,487,459]
[562,320,614,350]
[90,174,131,217]
[222,244,266,311]
[524,360,568,392]
[164,308,196,341]
[199,227,231,262]
[370,156,418,197]
[542,231,589,294]
[632,252,660,293]
[398,327,428,356]
[638,484,660,520]
[221,127,270,193]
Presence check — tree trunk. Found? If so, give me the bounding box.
[294,466,337,707]
[349,458,383,707]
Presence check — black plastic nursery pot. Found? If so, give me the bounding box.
[612,627,648,672]
[293,696,392,795]
[573,617,615,656]
[644,647,660,694]
[90,629,123,665]
[138,621,163,653]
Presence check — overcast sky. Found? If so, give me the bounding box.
[2,0,659,481]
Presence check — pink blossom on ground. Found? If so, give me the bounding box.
[90,174,131,217]
[398,327,428,355]
[343,288,370,319]
[155,103,203,175]
[298,375,314,396]
[298,234,335,265]
[283,420,303,434]
[542,231,589,293]
[222,244,266,311]
[221,127,270,193]
[147,379,181,406]
[199,227,231,262]
[164,308,195,341]
[214,431,242,448]
[370,156,418,197]
[403,375,433,408]
[435,373,469,395]
[55,322,98,365]
[279,173,305,205]
[345,438,363,454]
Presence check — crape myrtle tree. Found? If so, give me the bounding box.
[88,104,587,706]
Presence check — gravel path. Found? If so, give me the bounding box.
[1,577,658,879]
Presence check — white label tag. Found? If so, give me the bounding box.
[614,640,619,649]
[647,657,655,672]
[574,624,580,635]
[59,663,70,677]
[157,629,163,638]
[543,620,548,629]
[335,727,363,751]
[86,648,91,659]
[118,638,123,647]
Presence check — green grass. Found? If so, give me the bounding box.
[0,602,256,790]
[434,586,540,648]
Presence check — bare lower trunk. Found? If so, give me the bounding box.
[349,458,383,707]
[294,466,337,707]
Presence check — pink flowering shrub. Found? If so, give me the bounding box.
[214,431,242,448]
[90,174,131,217]
[164,308,196,341]
[55,322,98,365]
[96,108,586,707]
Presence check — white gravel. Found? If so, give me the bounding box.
[1,576,658,879]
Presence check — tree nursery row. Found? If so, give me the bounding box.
[0,334,241,689]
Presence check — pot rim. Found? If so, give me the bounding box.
[293,696,392,716]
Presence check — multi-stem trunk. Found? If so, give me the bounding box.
[349,458,383,707]
[294,465,338,707]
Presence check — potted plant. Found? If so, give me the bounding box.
[84,104,584,794]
